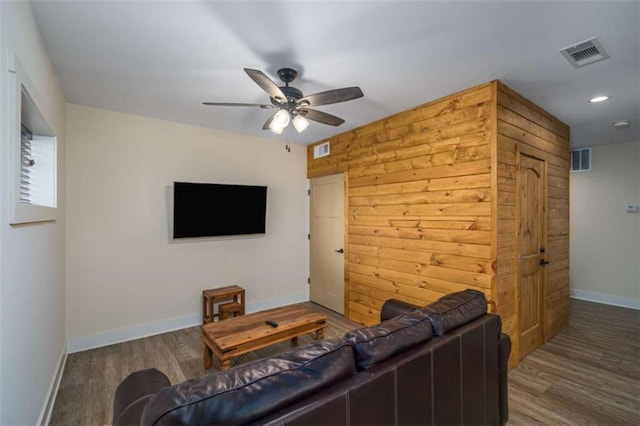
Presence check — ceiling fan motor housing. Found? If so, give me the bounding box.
[271,85,304,108]
[273,68,305,108]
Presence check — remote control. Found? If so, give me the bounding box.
[265,320,278,328]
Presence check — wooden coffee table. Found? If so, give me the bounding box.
[201,304,327,370]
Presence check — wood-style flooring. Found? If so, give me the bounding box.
[50,303,361,425]
[50,299,639,425]
[508,299,639,425]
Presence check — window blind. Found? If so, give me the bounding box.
[20,124,33,204]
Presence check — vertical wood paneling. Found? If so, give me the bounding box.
[307,80,570,368]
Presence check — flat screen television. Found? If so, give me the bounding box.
[173,182,267,239]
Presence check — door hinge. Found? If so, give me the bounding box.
[308,189,310,196]
[308,233,310,240]
[307,277,310,284]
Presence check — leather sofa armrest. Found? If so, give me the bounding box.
[113,368,171,426]
[498,333,512,426]
[380,299,418,321]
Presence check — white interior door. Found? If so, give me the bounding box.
[310,173,345,314]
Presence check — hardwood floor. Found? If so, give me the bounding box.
[50,299,639,425]
[508,299,639,425]
[50,303,361,425]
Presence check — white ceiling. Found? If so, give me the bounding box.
[30,0,639,148]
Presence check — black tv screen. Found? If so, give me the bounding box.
[173,182,267,239]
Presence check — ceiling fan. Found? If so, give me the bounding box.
[203,68,364,134]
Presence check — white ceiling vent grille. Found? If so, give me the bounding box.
[560,37,610,68]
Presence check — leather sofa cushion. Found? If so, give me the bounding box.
[417,289,487,336]
[380,298,418,321]
[140,338,355,426]
[343,311,432,370]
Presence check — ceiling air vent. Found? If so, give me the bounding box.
[560,37,610,68]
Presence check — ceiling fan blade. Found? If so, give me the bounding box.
[244,68,287,103]
[298,87,363,107]
[298,108,345,126]
[203,102,274,109]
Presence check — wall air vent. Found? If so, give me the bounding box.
[571,148,591,172]
[313,142,330,159]
[560,37,610,69]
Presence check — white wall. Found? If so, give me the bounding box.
[65,104,309,351]
[0,2,67,425]
[570,139,640,309]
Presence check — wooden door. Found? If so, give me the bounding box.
[310,174,345,314]
[517,154,546,360]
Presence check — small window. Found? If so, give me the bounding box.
[571,148,591,172]
[9,54,58,224]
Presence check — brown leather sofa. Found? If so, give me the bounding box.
[113,289,511,425]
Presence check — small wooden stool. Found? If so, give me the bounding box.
[219,302,243,320]
[202,285,245,323]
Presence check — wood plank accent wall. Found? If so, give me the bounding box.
[495,82,570,365]
[307,80,570,366]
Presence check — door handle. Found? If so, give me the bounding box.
[540,259,550,266]
[335,249,344,254]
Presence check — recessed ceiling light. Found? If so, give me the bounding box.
[589,95,610,103]
[613,120,630,129]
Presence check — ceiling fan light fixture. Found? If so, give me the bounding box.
[293,115,310,133]
[270,109,290,133]
[270,125,285,135]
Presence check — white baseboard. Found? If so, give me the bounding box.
[66,291,309,353]
[66,312,202,353]
[38,343,67,426]
[571,289,640,310]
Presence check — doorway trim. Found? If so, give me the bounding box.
[342,172,349,317]
[308,172,349,316]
